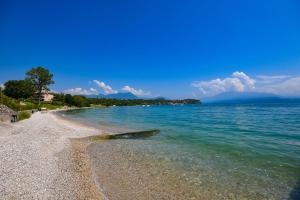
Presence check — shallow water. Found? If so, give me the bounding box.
[62,103,300,199]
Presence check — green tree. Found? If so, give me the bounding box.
[51,93,65,106]
[53,93,65,103]
[26,67,54,106]
[72,95,90,107]
[65,94,73,106]
[3,80,35,99]
[0,84,4,104]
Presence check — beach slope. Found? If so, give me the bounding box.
[0,111,103,199]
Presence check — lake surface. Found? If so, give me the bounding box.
[62,103,300,199]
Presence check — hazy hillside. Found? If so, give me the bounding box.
[85,92,138,99]
[203,92,300,103]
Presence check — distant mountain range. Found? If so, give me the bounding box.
[202,92,300,103]
[85,92,138,99]
[85,91,300,103]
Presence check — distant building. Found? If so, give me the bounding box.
[34,91,54,102]
[42,92,54,102]
[0,104,17,123]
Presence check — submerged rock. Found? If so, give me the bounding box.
[89,129,160,140]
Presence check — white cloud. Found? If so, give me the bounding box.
[257,75,289,80]
[64,87,99,95]
[232,71,255,89]
[0,84,4,89]
[256,75,290,84]
[93,80,118,94]
[257,77,300,96]
[191,71,255,97]
[64,81,152,97]
[49,89,59,93]
[192,71,300,97]
[122,85,151,97]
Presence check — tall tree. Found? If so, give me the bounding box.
[65,94,73,106]
[72,95,90,107]
[26,67,54,106]
[3,80,35,99]
[53,93,65,103]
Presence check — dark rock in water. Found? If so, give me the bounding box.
[110,129,160,139]
[89,129,160,140]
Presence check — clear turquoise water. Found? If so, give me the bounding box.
[62,103,300,199]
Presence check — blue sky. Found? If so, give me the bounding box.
[0,0,300,98]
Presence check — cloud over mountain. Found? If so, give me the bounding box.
[93,80,118,94]
[256,76,300,96]
[63,81,152,98]
[64,87,98,95]
[191,71,255,97]
[192,71,300,97]
[122,85,151,97]
[256,75,290,84]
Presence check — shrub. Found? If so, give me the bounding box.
[51,100,64,106]
[71,95,90,107]
[40,103,61,110]
[18,111,31,121]
[3,79,35,99]
[1,91,21,111]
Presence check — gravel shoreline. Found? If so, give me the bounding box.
[0,111,104,199]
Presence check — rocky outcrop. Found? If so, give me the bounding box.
[0,104,17,114]
[0,104,17,122]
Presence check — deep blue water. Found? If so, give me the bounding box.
[62,103,300,199]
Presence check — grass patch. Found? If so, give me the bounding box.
[18,111,31,121]
[40,103,62,110]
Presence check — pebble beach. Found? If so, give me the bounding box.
[1,106,299,200]
[0,111,104,199]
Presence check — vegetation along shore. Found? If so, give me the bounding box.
[0,67,200,122]
[0,66,201,199]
